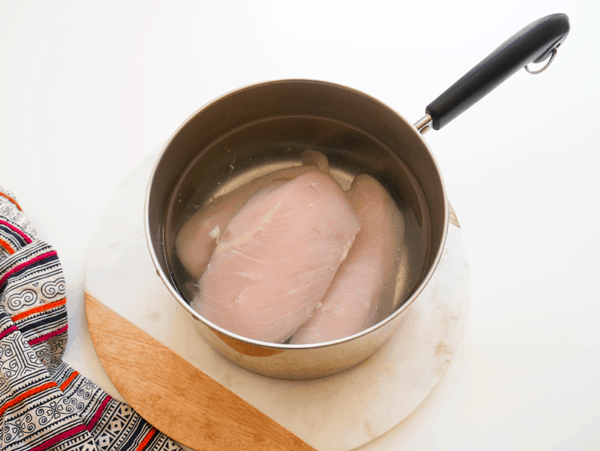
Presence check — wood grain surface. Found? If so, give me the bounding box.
[84,292,316,451]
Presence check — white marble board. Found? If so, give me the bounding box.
[84,153,469,451]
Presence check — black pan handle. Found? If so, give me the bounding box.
[422,13,570,131]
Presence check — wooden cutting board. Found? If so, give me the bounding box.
[85,291,315,451]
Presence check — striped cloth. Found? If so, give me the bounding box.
[0,187,182,451]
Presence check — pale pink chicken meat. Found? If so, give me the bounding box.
[176,151,329,279]
[191,170,361,343]
[291,174,405,344]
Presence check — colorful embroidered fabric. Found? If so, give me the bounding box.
[0,187,182,451]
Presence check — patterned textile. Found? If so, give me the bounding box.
[0,187,182,451]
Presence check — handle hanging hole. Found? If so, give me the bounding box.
[525,47,558,75]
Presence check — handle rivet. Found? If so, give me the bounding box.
[414,114,433,135]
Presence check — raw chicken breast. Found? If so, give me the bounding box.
[191,170,361,343]
[176,151,329,279]
[291,174,405,344]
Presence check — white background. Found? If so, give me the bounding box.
[1,1,599,450]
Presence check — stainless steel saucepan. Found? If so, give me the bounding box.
[145,14,570,379]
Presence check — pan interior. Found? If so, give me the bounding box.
[162,114,432,336]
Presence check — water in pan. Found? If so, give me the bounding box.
[163,115,431,334]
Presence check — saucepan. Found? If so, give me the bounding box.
[144,14,570,379]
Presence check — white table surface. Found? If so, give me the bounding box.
[1,1,599,450]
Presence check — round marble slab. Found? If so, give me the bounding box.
[85,153,469,451]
